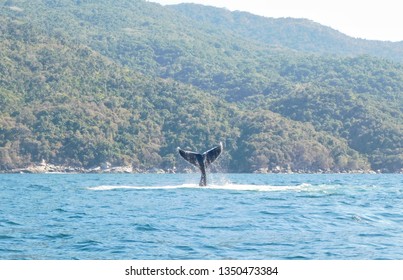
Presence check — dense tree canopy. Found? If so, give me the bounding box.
[0,0,402,172]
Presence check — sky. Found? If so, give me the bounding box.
[149,0,402,42]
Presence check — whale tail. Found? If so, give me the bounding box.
[177,142,223,186]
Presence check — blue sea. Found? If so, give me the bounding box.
[0,173,402,260]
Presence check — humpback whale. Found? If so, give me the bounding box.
[177,142,223,186]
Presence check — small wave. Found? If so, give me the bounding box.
[73,240,104,252]
[134,223,159,232]
[87,183,313,192]
[0,235,14,240]
[27,184,52,191]
[0,219,21,227]
[43,233,73,240]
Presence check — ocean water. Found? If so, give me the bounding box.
[0,173,402,260]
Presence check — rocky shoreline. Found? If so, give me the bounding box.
[1,161,398,174]
[251,167,382,174]
[0,161,176,174]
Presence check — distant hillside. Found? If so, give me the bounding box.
[0,0,402,172]
[170,3,403,62]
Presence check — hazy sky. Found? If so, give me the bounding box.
[149,0,402,42]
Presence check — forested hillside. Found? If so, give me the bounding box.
[171,3,403,62]
[0,0,402,172]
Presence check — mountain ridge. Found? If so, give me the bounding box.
[169,3,403,62]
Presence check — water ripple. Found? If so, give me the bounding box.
[0,219,21,227]
[0,235,14,240]
[134,223,159,232]
[73,240,104,252]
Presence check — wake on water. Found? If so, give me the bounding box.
[87,183,321,192]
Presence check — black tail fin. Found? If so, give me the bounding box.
[177,142,223,186]
[202,142,223,167]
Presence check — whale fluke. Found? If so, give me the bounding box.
[177,142,223,186]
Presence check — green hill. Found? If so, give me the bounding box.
[0,0,402,172]
[170,3,403,62]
